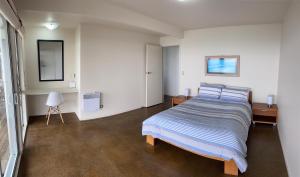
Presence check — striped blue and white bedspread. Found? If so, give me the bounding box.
[142,97,252,173]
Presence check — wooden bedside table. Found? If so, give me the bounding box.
[252,103,278,126]
[172,96,192,107]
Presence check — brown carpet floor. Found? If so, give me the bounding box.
[18,102,288,177]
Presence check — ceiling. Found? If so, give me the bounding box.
[104,0,291,29]
[16,0,291,36]
[19,10,169,35]
[16,0,183,36]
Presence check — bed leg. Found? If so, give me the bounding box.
[224,160,238,176]
[146,135,155,146]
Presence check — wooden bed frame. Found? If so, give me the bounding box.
[146,135,238,176]
[145,91,253,176]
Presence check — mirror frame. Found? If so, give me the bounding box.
[37,39,64,82]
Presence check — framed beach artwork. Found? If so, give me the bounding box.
[205,55,240,77]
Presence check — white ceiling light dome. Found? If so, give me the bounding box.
[44,22,59,30]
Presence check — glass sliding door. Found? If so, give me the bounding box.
[0,14,23,177]
[0,14,12,177]
[8,24,25,153]
[0,62,9,175]
[16,33,27,141]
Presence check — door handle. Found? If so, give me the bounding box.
[146,72,152,74]
[14,93,19,105]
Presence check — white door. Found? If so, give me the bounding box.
[146,44,163,107]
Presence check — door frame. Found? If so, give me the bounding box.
[162,45,180,97]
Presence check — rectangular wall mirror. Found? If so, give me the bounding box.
[37,40,64,81]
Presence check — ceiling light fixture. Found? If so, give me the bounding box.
[44,23,59,30]
[178,0,186,2]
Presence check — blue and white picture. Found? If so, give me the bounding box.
[206,56,240,76]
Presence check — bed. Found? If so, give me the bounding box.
[142,93,252,176]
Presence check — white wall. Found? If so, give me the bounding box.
[277,2,300,177]
[179,24,282,102]
[78,24,160,120]
[163,46,179,96]
[27,93,78,116]
[24,24,282,119]
[24,27,77,89]
[160,36,181,47]
[24,27,78,116]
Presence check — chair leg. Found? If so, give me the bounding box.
[58,106,64,124]
[47,107,52,126]
[46,107,50,119]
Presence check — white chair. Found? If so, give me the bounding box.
[46,91,64,125]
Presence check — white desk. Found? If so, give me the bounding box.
[25,88,78,95]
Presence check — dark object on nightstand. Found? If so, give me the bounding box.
[171,96,192,107]
[252,103,278,126]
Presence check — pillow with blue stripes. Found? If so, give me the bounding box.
[220,88,250,102]
[199,84,222,99]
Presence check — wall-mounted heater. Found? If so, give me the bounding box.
[82,92,101,112]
